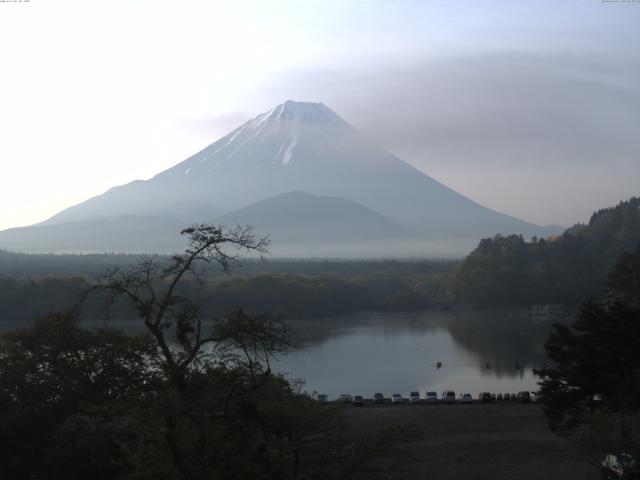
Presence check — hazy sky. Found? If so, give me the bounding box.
[1,0,638,230]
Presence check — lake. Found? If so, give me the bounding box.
[2,306,568,401]
[272,308,569,400]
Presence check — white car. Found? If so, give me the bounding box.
[426,391,438,403]
[391,393,403,404]
[409,391,421,404]
[461,393,473,404]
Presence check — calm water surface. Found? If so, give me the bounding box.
[7,307,568,401]
[273,309,565,399]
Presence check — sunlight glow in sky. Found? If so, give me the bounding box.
[0,0,638,230]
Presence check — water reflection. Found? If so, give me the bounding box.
[13,307,568,400]
[275,308,569,399]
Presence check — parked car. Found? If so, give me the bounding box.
[511,393,517,400]
[391,393,403,404]
[461,393,473,404]
[373,392,384,404]
[426,391,439,403]
[339,394,352,403]
[497,393,503,400]
[352,395,364,406]
[491,393,497,401]
[409,391,421,404]
[442,390,456,403]
[317,394,328,404]
[520,391,531,403]
[480,392,492,403]
[601,453,640,479]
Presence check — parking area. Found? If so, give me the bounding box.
[336,398,526,406]
[343,402,598,480]
[331,391,535,406]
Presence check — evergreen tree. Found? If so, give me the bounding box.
[453,197,640,305]
[538,245,640,435]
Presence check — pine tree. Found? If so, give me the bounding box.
[538,245,640,434]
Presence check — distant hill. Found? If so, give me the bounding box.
[0,100,561,257]
[0,215,188,254]
[216,191,431,257]
[452,197,640,304]
[0,192,446,257]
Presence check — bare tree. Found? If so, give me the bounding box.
[87,224,276,480]
[89,224,268,388]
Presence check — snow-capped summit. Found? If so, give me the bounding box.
[168,100,352,173]
[251,100,345,128]
[3,101,562,256]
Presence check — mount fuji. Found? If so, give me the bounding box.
[0,100,561,256]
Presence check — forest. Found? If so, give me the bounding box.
[0,258,456,323]
[0,197,639,325]
[452,197,640,304]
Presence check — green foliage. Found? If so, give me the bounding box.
[209,274,370,316]
[0,313,163,478]
[538,246,640,436]
[0,261,457,324]
[207,263,456,317]
[453,197,640,304]
[0,311,416,480]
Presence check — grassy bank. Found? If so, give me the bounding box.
[343,402,596,480]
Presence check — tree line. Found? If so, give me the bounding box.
[538,244,640,465]
[1,197,639,328]
[452,197,640,304]
[0,264,457,324]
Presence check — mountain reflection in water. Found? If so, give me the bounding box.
[274,308,572,399]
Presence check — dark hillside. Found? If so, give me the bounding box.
[452,197,640,304]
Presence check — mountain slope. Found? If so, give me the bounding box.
[2,100,561,256]
[0,215,187,254]
[0,192,434,257]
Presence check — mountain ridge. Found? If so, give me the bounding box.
[2,100,563,256]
